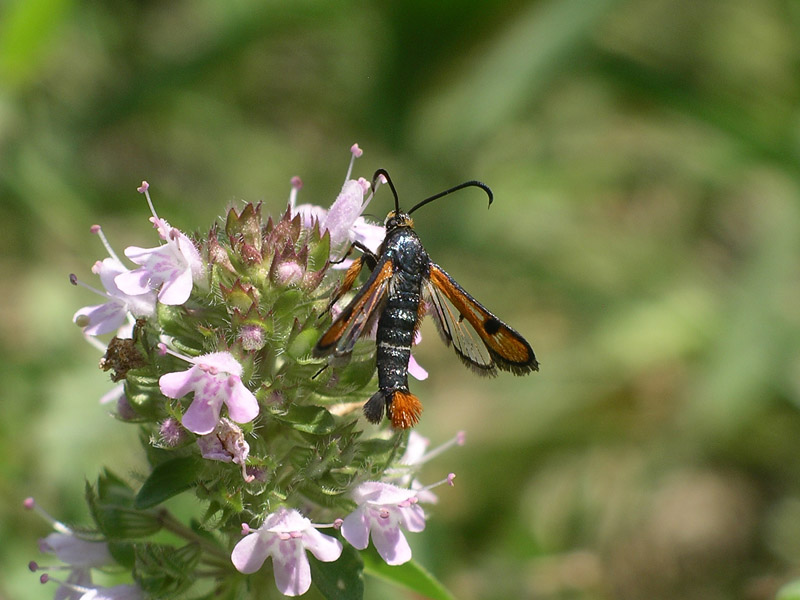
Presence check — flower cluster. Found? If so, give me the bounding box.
[30,145,463,599]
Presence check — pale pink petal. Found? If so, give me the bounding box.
[122,245,159,265]
[370,519,412,566]
[114,266,153,296]
[225,379,259,424]
[157,265,193,305]
[74,301,128,336]
[265,508,310,531]
[40,533,112,567]
[408,355,428,381]
[291,203,327,230]
[94,258,127,293]
[144,250,182,279]
[272,541,311,597]
[195,352,243,376]
[124,293,156,319]
[397,503,426,533]
[181,395,222,435]
[353,481,416,505]
[174,232,204,279]
[324,179,369,248]
[231,533,272,574]
[158,369,197,399]
[400,431,430,465]
[340,509,370,550]
[302,528,343,562]
[350,218,385,253]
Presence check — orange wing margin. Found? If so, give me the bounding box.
[315,258,393,356]
[428,264,538,374]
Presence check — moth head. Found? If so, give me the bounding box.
[385,211,414,231]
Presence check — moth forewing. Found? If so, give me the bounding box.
[314,257,393,357]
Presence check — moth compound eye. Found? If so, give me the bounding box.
[385,214,400,229]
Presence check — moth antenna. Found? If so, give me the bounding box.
[408,180,493,215]
[371,169,400,215]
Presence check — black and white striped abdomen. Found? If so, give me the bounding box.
[375,288,420,391]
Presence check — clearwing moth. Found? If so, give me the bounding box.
[314,169,538,428]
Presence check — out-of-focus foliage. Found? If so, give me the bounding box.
[2,1,800,599]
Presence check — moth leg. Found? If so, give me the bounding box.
[328,241,378,266]
[325,242,379,313]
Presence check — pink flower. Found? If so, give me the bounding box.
[115,220,203,305]
[231,508,342,596]
[72,225,157,337]
[323,178,373,250]
[34,524,114,600]
[349,214,386,256]
[114,183,204,306]
[340,481,426,565]
[289,144,385,260]
[39,532,112,569]
[28,500,143,600]
[158,350,259,435]
[390,431,465,504]
[72,258,157,337]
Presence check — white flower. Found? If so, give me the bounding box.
[289,144,385,261]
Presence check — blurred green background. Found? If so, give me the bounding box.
[3,0,800,598]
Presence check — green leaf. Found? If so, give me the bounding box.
[310,543,364,600]
[124,372,166,420]
[87,471,164,539]
[95,469,136,505]
[778,580,800,600]
[354,433,407,474]
[107,541,136,568]
[93,504,163,539]
[269,403,336,434]
[156,304,206,351]
[309,229,331,271]
[286,326,321,359]
[135,542,202,599]
[135,456,201,509]
[361,546,454,600]
[272,288,306,316]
